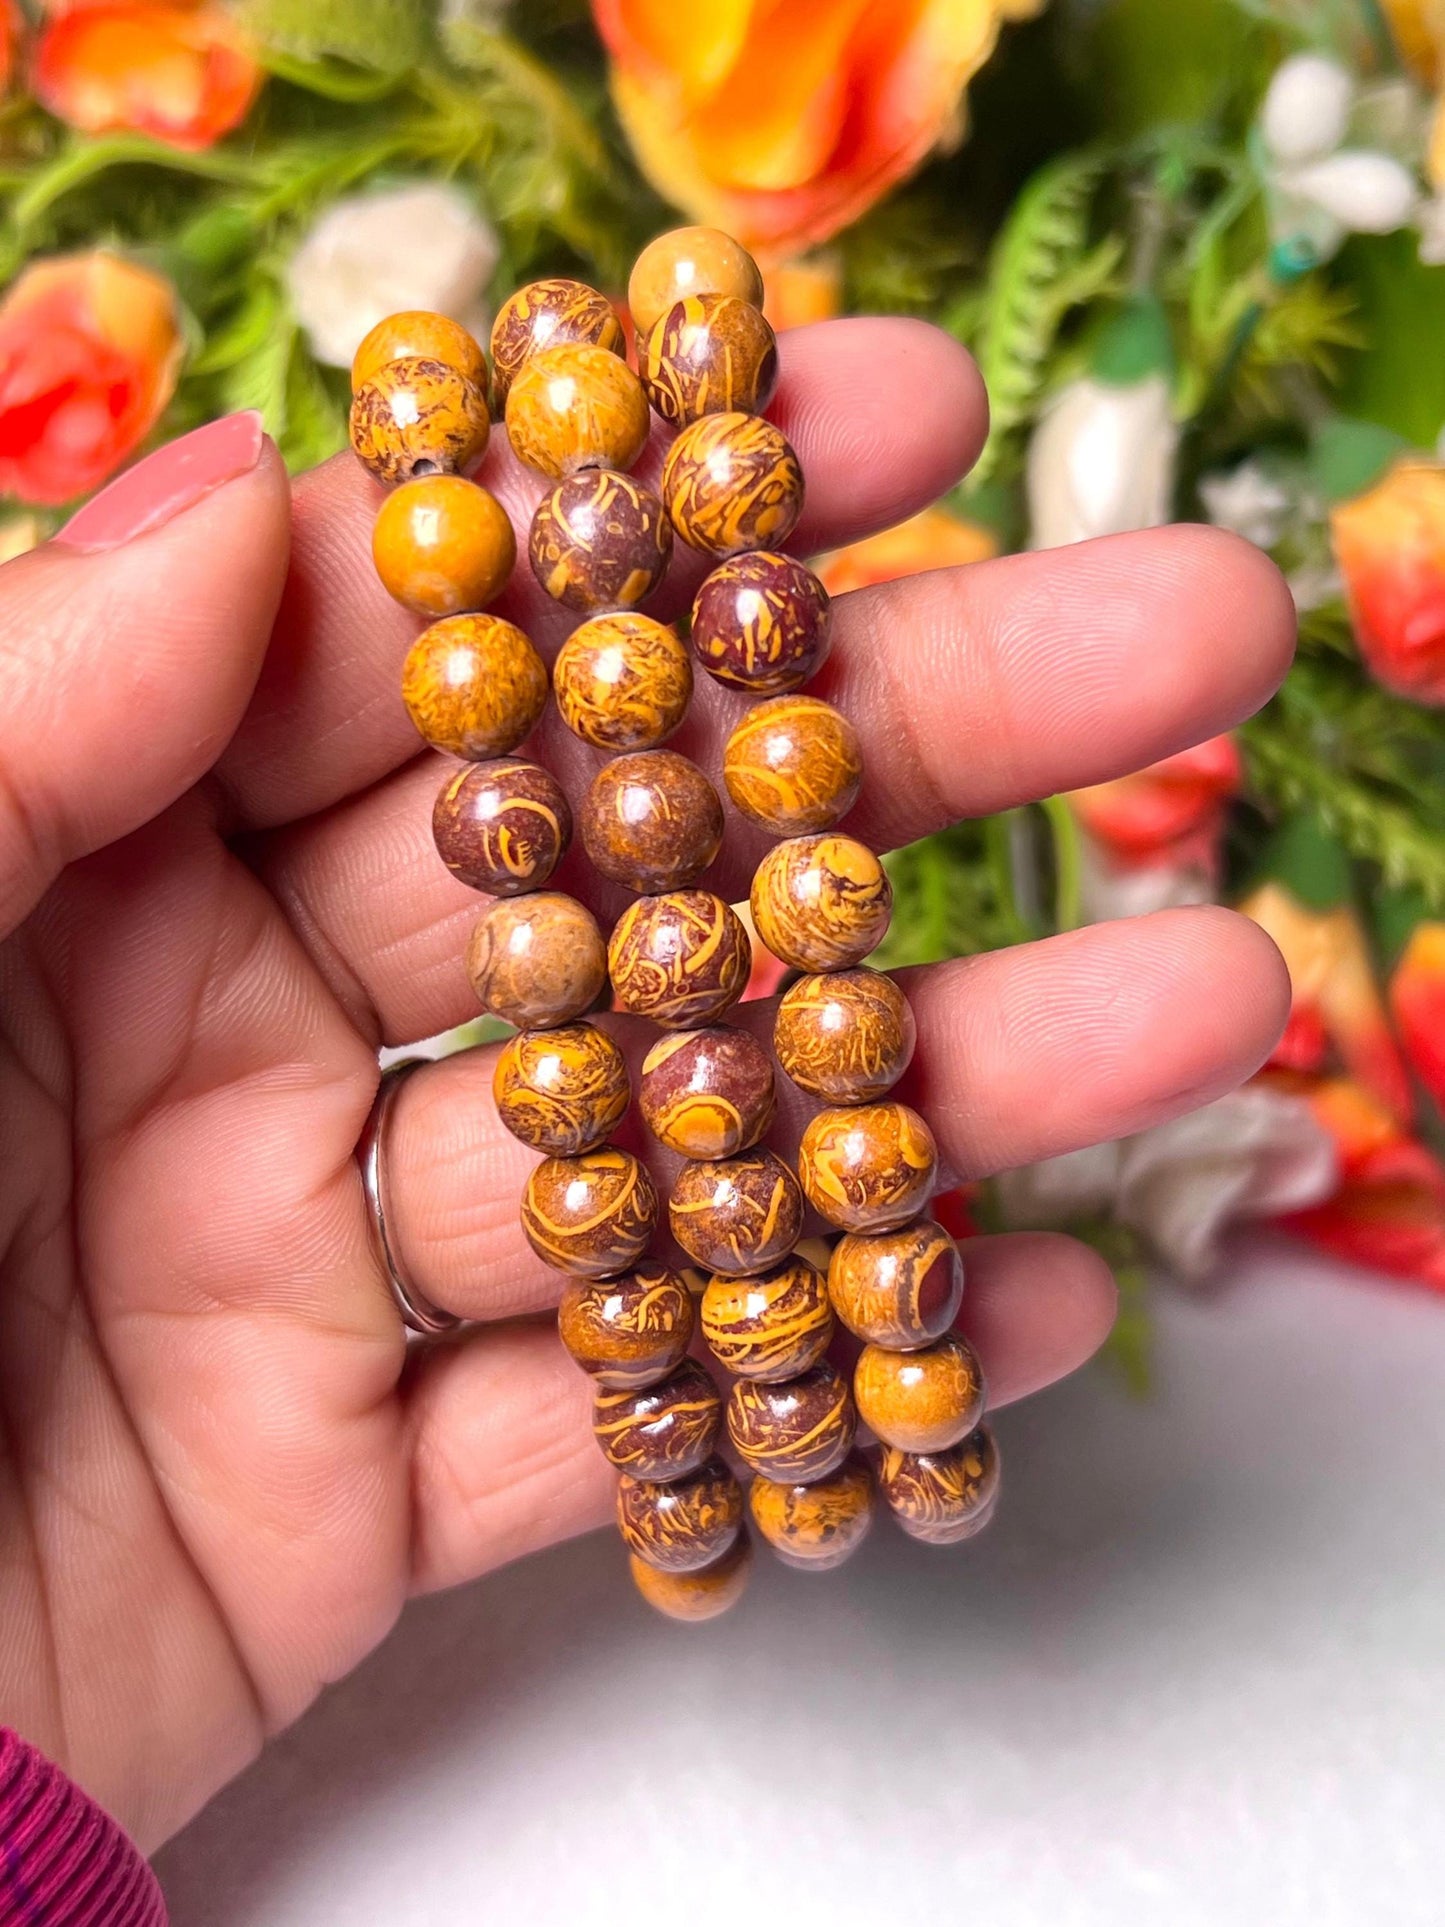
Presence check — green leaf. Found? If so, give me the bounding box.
[1334,231,1445,447]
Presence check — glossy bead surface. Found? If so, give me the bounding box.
[691,552,831,693]
[748,1455,874,1570]
[465,893,606,1029]
[639,1026,775,1159]
[640,293,778,425]
[557,1265,694,1391]
[375,477,516,619]
[608,889,751,1027]
[629,1533,751,1619]
[351,310,487,396]
[489,278,624,408]
[662,412,803,557]
[350,356,489,484]
[520,1147,658,1278]
[669,1149,803,1276]
[774,967,915,1103]
[432,758,571,895]
[797,1101,938,1233]
[505,342,649,480]
[854,1333,984,1454]
[528,468,671,612]
[628,226,765,336]
[493,1022,630,1157]
[878,1425,1000,1546]
[616,1458,744,1572]
[401,611,544,757]
[579,751,723,893]
[700,1255,832,1382]
[553,612,692,751]
[828,1218,963,1349]
[592,1358,721,1481]
[726,1362,856,1485]
[750,833,893,973]
[723,695,861,835]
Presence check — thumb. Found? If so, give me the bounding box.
[0,411,291,936]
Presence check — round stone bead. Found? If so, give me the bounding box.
[592,1358,721,1482]
[726,1362,856,1485]
[828,1218,963,1349]
[691,552,831,694]
[375,477,516,619]
[628,226,765,336]
[774,967,915,1103]
[492,1022,630,1157]
[553,612,692,752]
[878,1425,1000,1546]
[465,893,606,1029]
[700,1255,832,1382]
[797,1102,938,1233]
[505,342,649,480]
[616,1457,744,1572]
[750,833,893,973]
[748,1454,875,1571]
[401,612,545,758]
[639,1026,775,1159]
[723,695,862,835]
[519,1147,658,1278]
[629,1532,751,1620]
[528,468,671,613]
[608,890,751,1028]
[432,758,571,895]
[662,412,803,558]
[669,1149,803,1276]
[349,356,489,485]
[489,278,624,409]
[579,751,723,893]
[351,310,488,397]
[640,293,778,426]
[556,1265,694,1391]
[854,1333,984,1454]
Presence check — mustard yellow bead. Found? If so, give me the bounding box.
[374,477,516,619]
[349,355,489,485]
[505,342,649,479]
[628,226,765,336]
[351,310,487,396]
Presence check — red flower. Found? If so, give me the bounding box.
[1067,736,1241,865]
[33,1,259,151]
[1330,458,1445,704]
[1389,921,1445,1111]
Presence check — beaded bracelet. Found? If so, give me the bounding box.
[348,226,1000,1622]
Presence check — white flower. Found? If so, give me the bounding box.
[1078,835,1215,925]
[1261,54,1355,165]
[287,183,500,369]
[1276,151,1420,234]
[1026,373,1178,549]
[1199,460,1292,549]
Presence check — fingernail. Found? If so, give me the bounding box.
[55,411,266,552]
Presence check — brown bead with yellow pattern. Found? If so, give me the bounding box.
[592,1357,721,1481]
[401,611,544,758]
[553,612,693,752]
[629,1532,752,1619]
[723,695,862,835]
[827,1218,962,1349]
[349,356,489,485]
[505,343,649,480]
[748,1454,875,1570]
[556,1265,694,1390]
[528,468,672,613]
[691,551,831,694]
[608,889,751,1028]
[519,1146,658,1278]
[493,1022,630,1157]
[661,412,804,557]
[465,893,607,1030]
[669,1148,803,1276]
[878,1425,1000,1546]
[774,967,916,1103]
[432,758,571,895]
[700,1255,833,1382]
[375,477,516,619]
[750,833,893,973]
[854,1333,984,1454]
[489,278,624,409]
[797,1102,938,1233]
[616,1458,744,1572]
[639,1026,775,1159]
[726,1361,856,1485]
[579,751,723,894]
[640,293,778,425]
[351,310,487,397]
[628,226,765,336]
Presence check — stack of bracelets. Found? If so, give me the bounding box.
[348,225,1000,1622]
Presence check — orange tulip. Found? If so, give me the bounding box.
[1068,736,1241,865]
[1389,921,1445,1111]
[0,253,183,505]
[814,504,997,597]
[33,0,259,150]
[1331,458,1445,703]
[762,256,843,333]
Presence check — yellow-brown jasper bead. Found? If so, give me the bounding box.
[349,355,489,485]
[662,412,804,557]
[797,1102,938,1233]
[351,310,487,396]
[520,1147,658,1278]
[553,612,693,752]
[556,1264,694,1390]
[592,1357,721,1481]
[628,226,765,336]
[854,1333,984,1454]
[401,611,544,758]
[640,293,779,425]
[489,278,624,408]
[629,1532,751,1620]
[748,1455,875,1571]
[726,1361,856,1485]
[375,478,516,619]
[750,833,893,973]
[579,751,723,894]
[723,696,862,836]
[616,1457,744,1572]
[466,893,607,1029]
[774,967,916,1103]
[878,1425,1000,1546]
[691,551,831,693]
[700,1255,833,1382]
[639,1026,775,1159]
[528,468,672,613]
[505,342,649,480]
[608,889,751,1028]
[493,1022,630,1157]
[432,758,571,895]
[669,1148,803,1276]
[828,1218,963,1349]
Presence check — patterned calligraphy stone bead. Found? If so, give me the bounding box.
[579,751,723,894]
[401,612,544,758]
[827,1218,963,1350]
[505,342,649,480]
[750,833,893,974]
[351,310,488,397]
[853,1333,984,1454]
[608,890,751,1028]
[747,1454,875,1571]
[668,1148,803,1276]
[773,967,915,1104]
[465,893,607,1030]
[489,278,624,410]
[629,1532,752,1620]
[492,1022,630,1157]
[349,356,489,485]
[528,468,672,613]
[592,1357,721,1481]
[797,1102,938,1233]
[431,758,571,895]
[616,1457,744,1572]
[699,1255,833,1382]
[661,412,804,558]
[639,1026,775,1159]
[640,293,778,426]
[519,1146,658,1278]
[725,1361,856,1485]
[556,1265,695,1391]
[553,612,693,751]
[877,1425,1000,1546]
[723,695,862,835]
[375,477,516,619]
[690,552,831,694]
[628,226,765,336]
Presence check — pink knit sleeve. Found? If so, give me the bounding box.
[0,1728,167,1926]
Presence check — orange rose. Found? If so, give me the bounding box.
[1331,459,1445,704]
[33,1,259,150]
[762,255,843,333]
[1067,736,1241,865]
[0,253,184,505]
[1389,921,1445,1110]
[814,504,998,596]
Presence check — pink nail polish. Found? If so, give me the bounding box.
[55,411,266,552]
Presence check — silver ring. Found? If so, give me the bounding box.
[358,1057,462,1337]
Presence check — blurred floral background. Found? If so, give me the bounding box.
[6,0,1445,1373]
